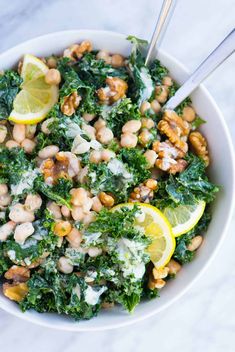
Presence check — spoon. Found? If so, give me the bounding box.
[145,0,177,66]
[164,28,235,110]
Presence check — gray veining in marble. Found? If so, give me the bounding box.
[0,0,235,351]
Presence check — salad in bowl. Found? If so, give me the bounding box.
[0,34,220,323]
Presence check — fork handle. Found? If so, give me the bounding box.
[164,28,235,110]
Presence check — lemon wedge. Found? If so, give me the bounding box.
[112,203,175,268]
[163,200,206,237]
[9,54,58,124]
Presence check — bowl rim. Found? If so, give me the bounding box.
[0,29,234,331]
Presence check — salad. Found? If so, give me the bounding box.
[0,36,219,321]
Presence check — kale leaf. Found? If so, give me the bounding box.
[101,98,141,137]
[173,211,211,264]
[153,154,219,208]
[127,36,154,106]
[75,52,128,89]
[35,176,72,209]
[0,70,22,120]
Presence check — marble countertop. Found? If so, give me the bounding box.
[0,0,235,351]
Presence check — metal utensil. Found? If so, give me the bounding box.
[145,0,177,66]
[164,28,235,110]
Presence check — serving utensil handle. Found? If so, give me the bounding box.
[145,0,177,66]
[164,28,235,110]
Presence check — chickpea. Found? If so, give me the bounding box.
[143,150,157,168]
[140,101,151,115]
[0,125,7,143]
[92,196,103,212]
[47,56,57,68]
[14,222,34,244]
[25,124,37,139]
[57,256,73,274]
[141,118,154,129]
[122,120,141,134]
[89,150,102,164]
[83,113,96,122]
[187,235,203,251]
[9,204,35,223]
[25,194,42,212]
[88,247,102,257]
[0,184,8,196]
[47,201,62,219]
[70,188,88,206]
[45,69,61,85]
[162,76,173,87]
[94,118,106,130]
[54,221,72,237]
[155,85,169,103]
[99,192,114,207]
[71,206,85,221]
[96,127,114,144]
[111,54,124,67]
[61,205,71,218]
[166,259,181,275]
[0,193,12,206]
[21,139,36,154]
[145,178,158,190]
[66,228,82,248]
[120,132,138,148]
[0,221,16,241]
[151,99,161,113]
[101,149,115,162]
[96,50,112,64]
[139,129,153,146]
[182,106,196,122]
[12,124,26,143]
[41,118,56,134]
[38,145,59,159]
[5,140,20,149]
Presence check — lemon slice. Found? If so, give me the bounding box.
[163,200,206,237]
[9,54,58,124]
[112,203,175,268]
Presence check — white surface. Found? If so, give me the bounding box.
[0,0,235,350]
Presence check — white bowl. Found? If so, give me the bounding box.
[0,30,234,331]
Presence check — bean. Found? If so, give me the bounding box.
[140,101,151,115]
[83,113,96,122]
[14,222,34,244]
[122,120,141,134]
[41,118,56,134]
[0,194,12,206]
[12,124,26,143]
[187,235,203,251]
[101,149,115,162]
[47,202,62,219]
[162,76,173,87]
[94,118,106,130]
[166,259,181,275]
[21,139,36,154]
[150,99,161,113]
[0,184,8,196]
[5,140,20,149]
[71,206,85,221]
[96,51,111,64]
[25,124,37,139]
[88,247,102,257]
[70,188,88,206]
[120,132,137,148]
[61,205,71,218]
[38,145,59,159]
[57,256,73,274]
[89,150,102,164]
[0,221,16,241]
[91,196,103,212]
[143,150,157,168]
[66,228,82,248]
[96,127,113,144]
[25,194,42,212]
[182,106,196,122]
[9,204,35,223]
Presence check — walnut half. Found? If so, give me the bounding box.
[189,131,209,166]
[61,91,81,116]
[3,282,28,302]
[4,265,30,282]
